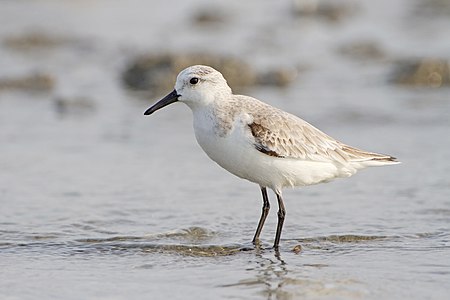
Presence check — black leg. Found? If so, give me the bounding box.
[273,191,286,250]
[252,186,270,244]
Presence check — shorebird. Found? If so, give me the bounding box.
[144,65,399,250]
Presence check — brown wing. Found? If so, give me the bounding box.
[244,98,395,164]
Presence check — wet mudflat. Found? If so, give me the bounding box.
[1,0,449,299]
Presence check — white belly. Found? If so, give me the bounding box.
[192,111,348,192]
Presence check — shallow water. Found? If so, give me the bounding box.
[1,0,450,299]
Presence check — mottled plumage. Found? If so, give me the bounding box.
[214,94,396,163]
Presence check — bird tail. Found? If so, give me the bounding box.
[359,155,400,167]
[341,145,400,167]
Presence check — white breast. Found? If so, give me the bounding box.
[193,110,256,180]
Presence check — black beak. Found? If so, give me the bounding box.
[144,89,179,115]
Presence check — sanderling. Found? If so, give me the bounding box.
[144,65,399,250]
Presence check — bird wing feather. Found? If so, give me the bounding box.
[236,96,395,163]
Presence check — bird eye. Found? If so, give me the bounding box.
[190,77,199,85]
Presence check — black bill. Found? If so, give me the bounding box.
[144,89,179,115]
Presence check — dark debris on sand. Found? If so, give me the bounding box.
[0,73,55,92]
[390,58,450,88]
[121,53,298,97]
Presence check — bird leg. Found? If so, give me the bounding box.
[252,186,270,244]
[273,192,286,250]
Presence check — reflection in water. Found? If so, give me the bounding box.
[254,248,290,299]
[220,245,290,299]
[226,248,367,299]
[220,235,392,299]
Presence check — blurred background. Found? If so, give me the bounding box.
[1,0,449,299]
